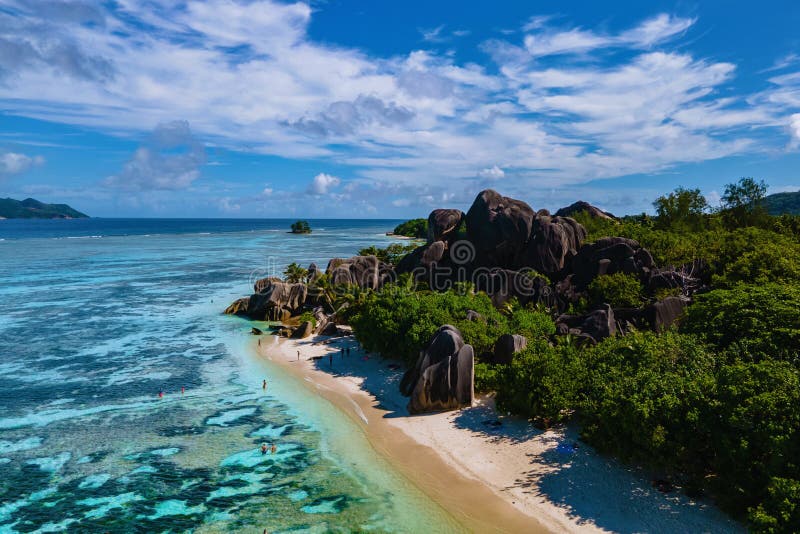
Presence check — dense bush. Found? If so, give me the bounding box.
[682,282,800,363]
[587,272,644,308]
[358,243,418,265]
[345,179,800,530]
[393,218,428,238]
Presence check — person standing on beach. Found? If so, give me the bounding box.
[262,379,267,391]
[297,350,300,361]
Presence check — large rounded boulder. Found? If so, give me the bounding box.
[465,189,536,267]
[326,255,391,290]
[400,325,474,414]
[427,209,464,244]
[521,215,586,275]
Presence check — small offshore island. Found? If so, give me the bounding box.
[0,198,89,219]
[227,181,800,532]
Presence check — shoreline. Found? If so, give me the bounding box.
[256,332,742,533]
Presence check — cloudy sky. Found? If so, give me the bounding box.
[1,0,799,217]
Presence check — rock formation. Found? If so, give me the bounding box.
[555,201,616,220]
[400,325,474,414]
[465,189,536,268]
[326,255,391,290]
[224,278,307,321]
[491,334,527,364]
[427,209,464,244]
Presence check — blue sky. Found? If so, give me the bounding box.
[0,0,798,218]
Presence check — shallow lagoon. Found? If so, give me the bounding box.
[0,220,458,532]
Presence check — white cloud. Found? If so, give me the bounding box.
[105,121,206,190]
[478,165,505,180]
[523,14,695,58]
[0,151,44,178]
[0,5,797,197]
[306,173,341,195]
[790,113,800,148]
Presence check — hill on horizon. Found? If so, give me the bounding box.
[763,191,800,215]
[0,197,89,219]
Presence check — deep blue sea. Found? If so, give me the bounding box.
[0,219,459,533]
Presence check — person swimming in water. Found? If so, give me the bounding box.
[271,443,277,454]
[261,443,268,455]
[262,379,267,390]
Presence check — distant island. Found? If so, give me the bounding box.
[290,220,312,234]
[0,198,89,219]
[764,190,800,215]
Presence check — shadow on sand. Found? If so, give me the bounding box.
[287,333,742,533]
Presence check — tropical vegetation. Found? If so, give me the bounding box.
[339,177,800,531]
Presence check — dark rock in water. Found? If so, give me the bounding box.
[555,201,616,220]
[326,255,391,290]
[492,334,527,364]
[645,296,689,332]
[251,327,263,335]
[466,189,536,268]
[401,325,474,414]
[291,321,313,339]
[427,209,464,243]
[521,215,586,275]
[225,297,250,316]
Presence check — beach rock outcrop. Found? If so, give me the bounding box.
[225,279,308,321]
[254,276,283,294]
[521,215,586,275]
[466,189,536,267]
[645,296,689,332]
[556,304,617,344]
[570,237,654,289]
[555,201,616,220]
[291,321,314,339]
[225,297,250,316]
[427,209,464,244]
[400,325,474,414]
[492,334,527,364]
[326,255,390,290]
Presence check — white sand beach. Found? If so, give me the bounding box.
[257,332,743,533]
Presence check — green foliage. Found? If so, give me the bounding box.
[495,342,583,426]
[653,187,708,231]
[290,220,312,234]
[749,477,800,533]
[349,285,507,366]
[682,283,800,363]
[393,218,428,238]
[587,272,644,308]
[358,243,418,265]
[297,310,317,328]
[578,332,717,472]
[283,262,308,284]
[721,177,769,228]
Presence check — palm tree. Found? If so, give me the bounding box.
[283,262,308,284]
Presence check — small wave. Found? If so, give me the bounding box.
[65,235,103,239]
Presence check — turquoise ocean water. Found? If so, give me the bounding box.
[0,219,460,533]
